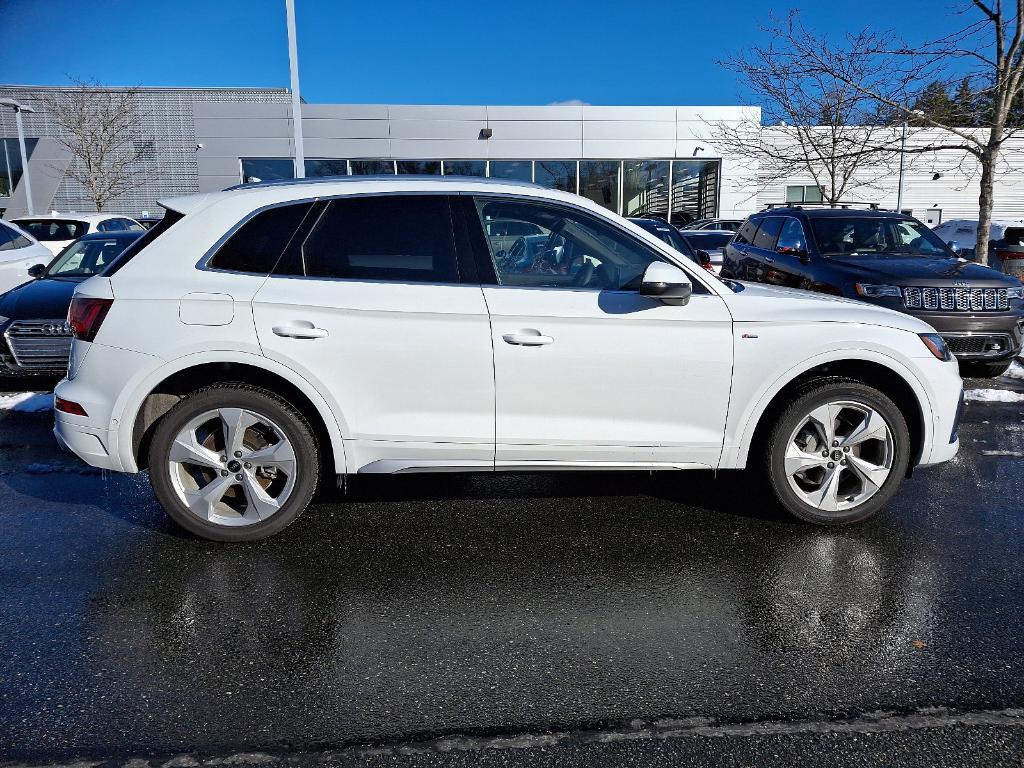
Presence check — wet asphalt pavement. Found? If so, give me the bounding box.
[1,377,1024,765]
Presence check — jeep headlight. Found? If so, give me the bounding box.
[1007,285,1024,300]
[855,283,902,298]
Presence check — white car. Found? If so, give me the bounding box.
[11,213,144,257]
[53,177,964,542]
[0,219,54,294]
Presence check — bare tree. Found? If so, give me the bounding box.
[40,80,147,212]
[709,21,901,208]
[778,3,1024,265]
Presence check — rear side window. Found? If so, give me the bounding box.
[0,222,31,251]
[734,219,758,245]
[16,219,87,241]
[753,217,784,250]
[209,203,314,274]
[289,195,458,283]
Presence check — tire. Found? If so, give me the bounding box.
[763,379,911,525]
[959,360,1013,379]
[148,383,320,542]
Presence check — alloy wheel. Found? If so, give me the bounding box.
[784,400,894,514]
[166,407,298,526]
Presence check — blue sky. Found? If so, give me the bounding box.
[1,0,970,105]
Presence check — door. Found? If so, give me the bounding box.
[471,195,734,469]
[252,194,495,473]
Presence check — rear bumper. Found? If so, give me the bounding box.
[53,415,123,471]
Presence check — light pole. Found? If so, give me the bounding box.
[285,0,306,179]
[896,109,924,214]
[0,98,37,215]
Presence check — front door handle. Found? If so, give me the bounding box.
[502,329,554,346]
[764,254,775,263]
[272,321,329,339]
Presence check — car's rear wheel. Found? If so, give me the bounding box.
[149,383,319,542]
[959,360,1013,379]
[764,380,910,525]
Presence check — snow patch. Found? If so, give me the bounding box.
[964,388,1024,403]
[0,392,53,412]
[982,450,1024,457]
[1004,360,1024,381]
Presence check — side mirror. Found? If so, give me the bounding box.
[27,263,46,279]
[639,261,692,306]
[947,241,961,254]
[777,244,810,262]
[695,249,715,271]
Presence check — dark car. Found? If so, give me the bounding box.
[677,230,734,274]
[0,231,141,378]
[682,218,743,232]
[721,206,1024,377]
[628,217,714,272]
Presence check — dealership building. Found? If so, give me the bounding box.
[1,84,1022,226]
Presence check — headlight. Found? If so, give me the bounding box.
[855,283,902,298]
[1006,285,1024,300]
[920,333,953,361]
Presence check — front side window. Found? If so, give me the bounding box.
[810,217,950,258]
[476,197,666,291]
[208,203,314,274]
[775,218,807,254]
[123,219,145,232]
[296,195,458,283]
[752,217,784,250]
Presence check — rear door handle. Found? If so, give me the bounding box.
[272,321,329,339]
[502,329,554,346]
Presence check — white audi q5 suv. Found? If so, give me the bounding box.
[53,177,963,541]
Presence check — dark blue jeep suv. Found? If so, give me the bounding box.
[721,206,1024,377]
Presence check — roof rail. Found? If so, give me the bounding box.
[762,200,888,211]
[223,174,543,192]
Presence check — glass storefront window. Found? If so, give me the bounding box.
[443,160,486,177]
[623,160,669,219]
[397,160,441,174]
[241,158,294,184]
[489,161,533,182]
[0,138,38,197]
[306,159,349,177]
[534,160,577,193]
[579,161,620,212]
[670,160,720,226]
[350,160,396,175]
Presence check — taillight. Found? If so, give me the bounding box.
[55,397,88,417]
[67,297,113,342]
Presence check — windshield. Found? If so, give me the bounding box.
[15,219,88,241]
[810,217,950,258]
[46,237,134,278]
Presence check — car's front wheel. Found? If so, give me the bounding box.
[764,379,911,525]
[149,383,320,542]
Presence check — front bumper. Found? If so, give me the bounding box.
[913,311,1023,361]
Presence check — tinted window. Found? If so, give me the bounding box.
[775,218,807,253]
[209,203,314,274]
[734,219,758,245]
[123,219,145,232]
[682,232,733,250]
[98,219,124,232]
[15,219,87,241]
[295,195,458,283]
[752,217,784,250]
[476,197,667,291]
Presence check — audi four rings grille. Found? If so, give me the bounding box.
[4,319,73,371]
[903,286,1009,311]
